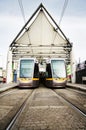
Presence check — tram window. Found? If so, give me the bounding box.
[20,59,34,78]
[51,60,66,78]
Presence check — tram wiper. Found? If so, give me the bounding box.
[21,71,27,78]
[52,65,61,79]
[53,71,61,79]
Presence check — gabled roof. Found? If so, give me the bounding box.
[10,3,72,62]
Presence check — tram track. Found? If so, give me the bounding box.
[0,88,34,130]
[53,89,86,117]
[66,87,86,96]
[6,89,35,130]
[0,85,85,129]
[1,86,86,130]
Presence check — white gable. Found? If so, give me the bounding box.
[10,4,72,63]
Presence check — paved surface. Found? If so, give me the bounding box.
[55,88,86,115]
[67,83,86,92]
[0,89,32,130]
[0,86,86,129]
[0,82,19,93]
[10,87,86,130]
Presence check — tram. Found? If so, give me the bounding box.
[18,58,39,88]
[44,58,67,88]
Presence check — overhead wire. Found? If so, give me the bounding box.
[52,0,69,44]
[58,0,69,26]
[49,0,69,56]
[18,0,26,24]
[17,0,34,55]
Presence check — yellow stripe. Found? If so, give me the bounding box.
[33,78,39,80]
[18,78,31,81]
[46,78,53,80]
[18,78,39,81]
[46,78,67,81]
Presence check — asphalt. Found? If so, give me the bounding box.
[0,82,86,93]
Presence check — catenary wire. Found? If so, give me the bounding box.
[17,0,34,55]
[58,0,69,26]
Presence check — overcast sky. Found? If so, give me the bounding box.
[0,0,86,68]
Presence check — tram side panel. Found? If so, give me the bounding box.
[33,63,39,87]
[44,63,53,87]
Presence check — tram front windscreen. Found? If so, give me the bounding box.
[20,59,34,78]
[51,60,66,78]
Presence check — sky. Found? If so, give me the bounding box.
[0,0,86,69]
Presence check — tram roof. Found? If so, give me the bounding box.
[10,3,72,62]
